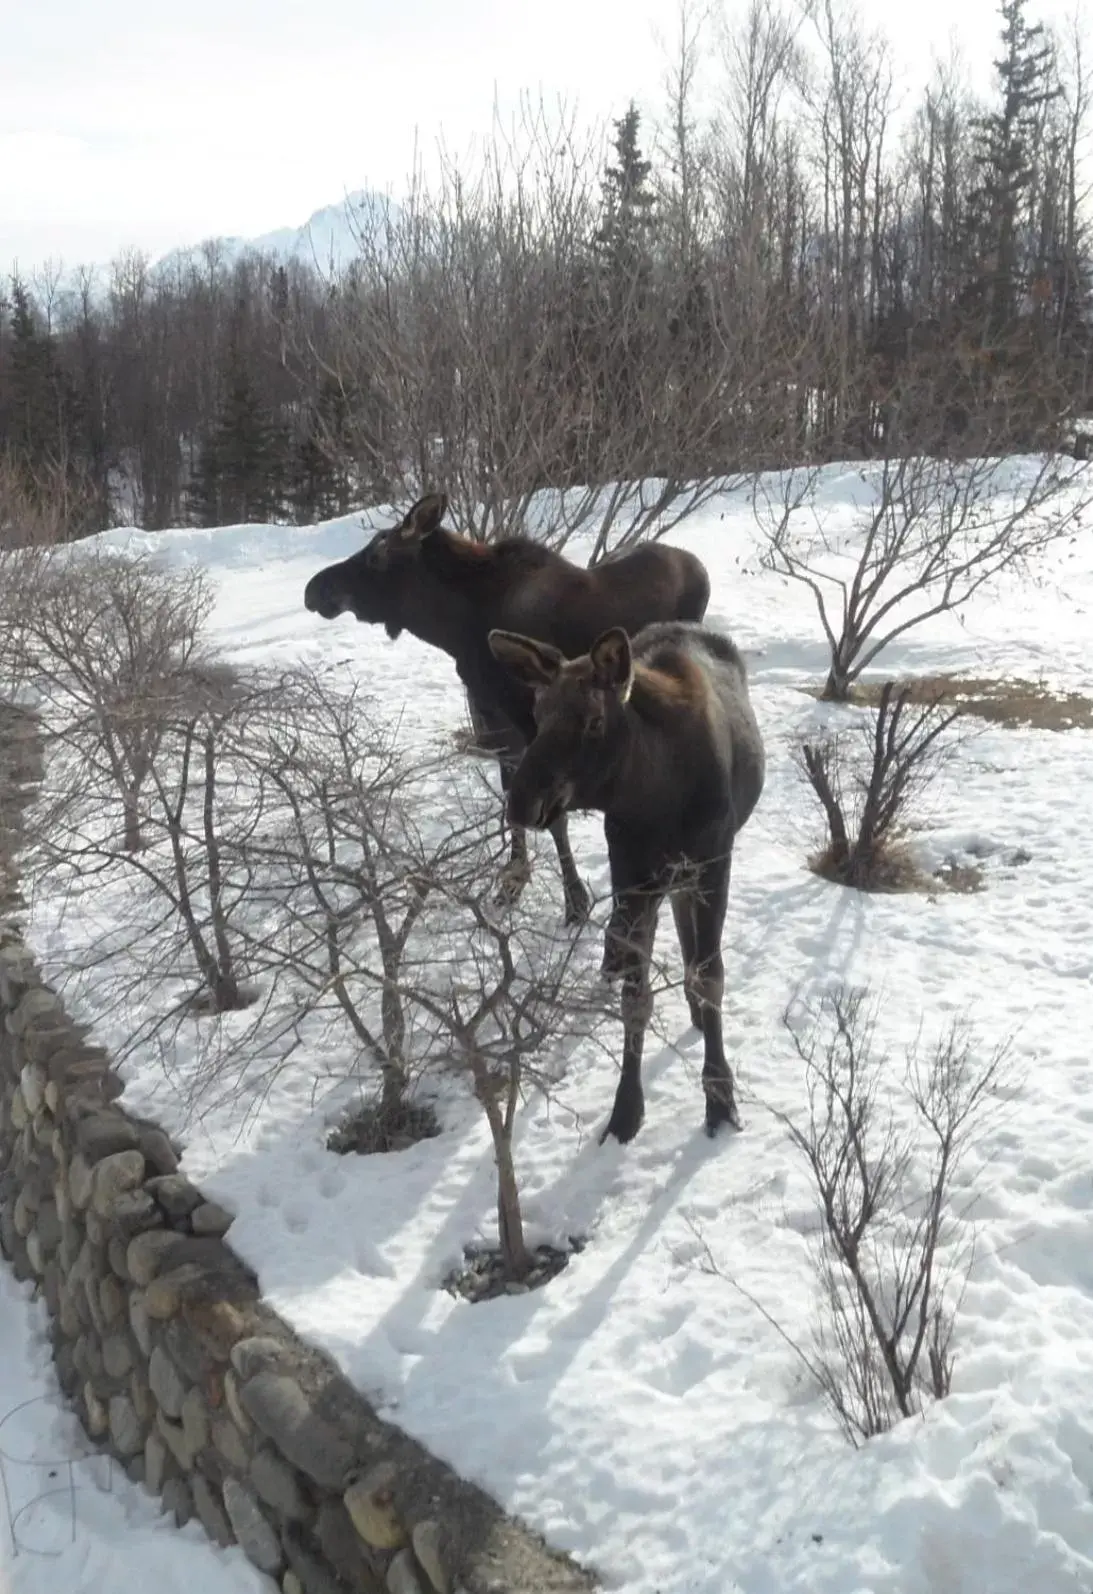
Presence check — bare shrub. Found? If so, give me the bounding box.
[29,659,289,1042]
[0,451,100,549]
[756,439,1092,701]
[13,547,215,853]
[798,681,962,889]
[233,667,485,1123]
[777,985,1008,1443]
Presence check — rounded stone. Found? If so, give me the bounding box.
[230,1336,286,1381]
[145,1263,207,1319]
[192,1475,234,1548]
[130,1372,156,1425]
[110,1192,160,1237]
[99,1274,127,1325]
[283,1575,304,1594]
[180,1386,209,1454]
[20,1061,46,1116]
[102,1332,134,1381]
[25,1232,44,1275]
[145,1174,204,1219]
[411,1519,450,1594]
[84,1383,108,1438]
[156,1412,198,1471]
[129,1292,153,1356]
[162,1476,193,1528]
[68,1153,94,1211]
[212,1416,250,1472]
[107,1237,130,1281]
[240,1373,352,1491]
[222,1478,283,1576]
[13,1190,33,1238]
[127,1230,183,1287]
[144,1429,170,1494]
[224,1370,251,1434]
[108,1394,144,1457]
[343,1461,407,1551]
[191,1201,233,1237]
[386,1549,426,1594]
[10,986,62,1036]
[35,1199,61,1256]
[9,1087,28,1131]
[250,1446,309,1520]
[149,1345,187,1418]
[91,1149,147,1216]
[75,1111,140,1162]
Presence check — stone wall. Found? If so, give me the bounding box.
[0,702,594,1594]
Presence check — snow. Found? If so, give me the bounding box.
[0,1268,269,1594]
[13,461,1093,1593]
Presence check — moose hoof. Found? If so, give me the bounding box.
[493,866,531,909]
[704,1093,742,1137]
[599,1093,645,1146]
[564,885,592,928]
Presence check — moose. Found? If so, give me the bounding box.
[302,493,711,926]
[487,619,765,1145]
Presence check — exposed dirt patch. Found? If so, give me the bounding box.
[805,674,1093,732]
[809,839,1032,897]
[326,1096,442,1155]
[443,1238,586,1304]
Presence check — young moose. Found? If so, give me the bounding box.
[488,619,765,1144]
[303,493,711,927]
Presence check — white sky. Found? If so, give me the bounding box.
[1,0,1084,274]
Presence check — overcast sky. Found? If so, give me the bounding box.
[1,0,1082,274]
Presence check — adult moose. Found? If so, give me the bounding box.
[487,619,764,1145]
[302,493,711,925]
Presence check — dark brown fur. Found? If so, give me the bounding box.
[303,494,712,924]
[488,620,765,1145]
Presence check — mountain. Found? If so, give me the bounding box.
[152,188,400,279]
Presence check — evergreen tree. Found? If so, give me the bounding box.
[966,0,1062,337]
[290,377,353,522]
[7,277,62,471]
[193,338,285,526]
[597,104,658,279]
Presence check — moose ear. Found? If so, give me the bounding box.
[398,492,448,542]
[589,627,633,697]
[488,629,565,689]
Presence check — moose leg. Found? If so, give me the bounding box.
[493,755,533,907]
[547,811,592,926]
[673,854,740,1135]
[600,892,661,1146]
[669,888,705,1031]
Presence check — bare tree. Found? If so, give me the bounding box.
[798,681,962,888]
[756,431,1092,700]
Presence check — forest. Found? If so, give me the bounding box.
[1,0,1089,545]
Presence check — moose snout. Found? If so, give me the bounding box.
[506,778,573,832]
[304,574,339,619]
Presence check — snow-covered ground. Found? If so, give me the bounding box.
[0,1268,268,1594]
[15,463,1093,1594]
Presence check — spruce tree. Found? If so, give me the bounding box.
[7,278,62,472]
[967,0,1062,337]
[193,339,284,527]
[597,104,657,280]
